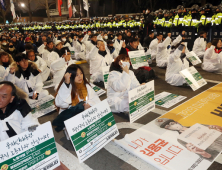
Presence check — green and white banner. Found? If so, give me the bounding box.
[186,51,202,66]
[0,122,60,170]
[128,50,149,69]
[29,95,56,119]
[180,66,207,91]
[90,83,106,97]
[155,92,187,108]
[69,47,75,59]
[102,66,110,89]
[64,100,119,163]
[128,80,155,123]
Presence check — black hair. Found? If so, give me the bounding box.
[129,37,138,43]
[78,34,84,39]
[199,31,207,36]
[24,43,34,50]
[0,51,9,58]
[149,31,154,35]
[107,40,114,45]
[0,81,16,96]
[211,39,221,48]
[116,33,122,37]
[157,33,163,36]
[60,47,70,55]
[14,53,28,62]
[26,49,35,56]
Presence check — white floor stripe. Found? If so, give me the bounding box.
[205,79,221,84]
[56,142,93,170]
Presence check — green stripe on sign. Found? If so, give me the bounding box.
[185,78,193,85]
[104,74,109,82]
[93,86,101,92]
[155,94,179,105]
[31,99,54,114]
[71,112,115,151]
[0,138,57,170]
[129,91,154,114]
[192,72,203,81]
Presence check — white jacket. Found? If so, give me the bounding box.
[0,110,39,141]
[113,39,123,54]
[51,57,77,90]
[202,46,222,72]
[37,44,46,55]
[55,82,101,113]
[33,56,50,82]
[73,40,86,60]
[165,48,189,86]
[149,38,159,60]
[88,46,113,82]
[82,34,95,57]
[156,37,171,67]
[0,66,9,82]
[107,70,140,113]
[5,67,48,98]
[192,37,206,59]
[42,50,60,68]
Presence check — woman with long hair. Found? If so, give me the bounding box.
[202,38,222,73]
[53,64,100,132]
[107,54,142,114]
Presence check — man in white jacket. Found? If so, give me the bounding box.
[27,49,50,82]
[156,33,171,68]
[51,47,77,90]
[82,32,97,60]
[0,52,14,82]
[113,33,123,54]
[149,33,163,60]
[192,31,207,59]
[5,53,49,100]
[88,40,113,83]
[0,81,39,141]
[73,34,86,60]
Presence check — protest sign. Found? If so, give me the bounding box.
[0,122,60,170]
[102,66,110,89]
[128,50,149,69]
[115,83,222,170]
[155,92,187,108]
[29,95,56,119]
[128,80,155,123]
[180,66,207,91]
[186,51,202,66]
[90,83,106,97]
[64,100,119,163]
[69,47,75,59]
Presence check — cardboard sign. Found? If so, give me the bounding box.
[64,100,119,163]
[29,95,56,119]
[0,122,60,170]
[102,66,110,89]
[155,92,187,108]
[186,51,202,66]
[128,80,155,123]
[90,83,106,97]
[180,66,207,91]
[178,123,221,150]
[128,50,149,69]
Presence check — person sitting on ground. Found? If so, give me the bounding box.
[51,47,77,90]
[23,43,34,54]
[192,31,207,59]
[149,33,163,60]
[202,39,222,73]
[165,36,189,86]
[73,34,86,60]
[5,53,49,100]
[0,81,39,141]
[52,64,100,132]
[42,40,59,68]
[6,41,17,59]
[113,33,124,54]
[82,32,97,59]
[0,52,15,82]
[54,40,63,57]
[27,49,50,82]
[88,40,113,84]
[107,40,119,59]
[156,33,171,68]
[143,30,154,48]
[107,54,142,114]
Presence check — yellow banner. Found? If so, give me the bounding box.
[161,83,222,127]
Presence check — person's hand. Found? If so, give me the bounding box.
[83,103,91,110]
[140,83,146,86]
[37,69,42,73]
[208,125,222,132]
[168,33,171,37]
[122,41,126,48]
[9,65,16,74]
[64,72,72,84]
[32,92,38,99]
[120,62,129,74]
